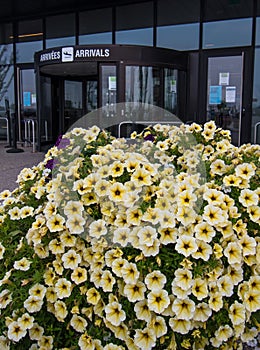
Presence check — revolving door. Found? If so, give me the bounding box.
[35,45,187,149]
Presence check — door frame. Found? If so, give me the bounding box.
[198,47,254,145]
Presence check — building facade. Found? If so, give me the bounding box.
[0,0,260,147]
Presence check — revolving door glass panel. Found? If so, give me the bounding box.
[86,80,98,113]
[64,80,83,131]
[125,66,160,106]
[101,65,117,117]
[164,68,178,115]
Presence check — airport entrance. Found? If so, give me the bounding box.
[34,45,187,149]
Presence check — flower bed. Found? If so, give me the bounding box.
[0,121,259,349]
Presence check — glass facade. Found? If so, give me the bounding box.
[256,17,260,45]
[46,14,75,48]
[203,18,252,49]
[157,0,200,50]
[116,2,153,45]
[16,19,43,63]
[0,22,14,137]
[157,24,200,51]
[0,0,259,143]
[79,8,112,44]
[204,0,254,21]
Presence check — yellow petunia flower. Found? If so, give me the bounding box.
[124,281,146,302]
[147,289,170,314]
[105,301,126,326]
[172,297,195,320]
[46,214,65,232]
[70,314,87,333]
[134,327,156,350]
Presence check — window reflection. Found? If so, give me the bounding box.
[16,41,42,63]
[256,18,260,46]
[79,32,112,45]
[204,0,253,22]
[164,68,178,114]
[64,80,83,131]
[16,19,43,62]
[157,23,199,50]
[116,28,153,46]
[203,18,252,49]
[79,8,112,44]
[125,66,160,106]
[0,23,13,65]
[46,14,75,48]
[252,49,260,143]
[116,2,153,45]
[157,0,200,25]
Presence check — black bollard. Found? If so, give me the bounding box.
[6,110,24,153]
[4,99,12,148]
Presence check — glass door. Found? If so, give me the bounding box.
[206,55,243,146]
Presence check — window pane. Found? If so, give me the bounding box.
[116,2,153,45]
[157,0,200,25]
[203,18,252,49]
[18,19,43,42]
[157,23,199,50]
[116,28,153,46]
[16,41,42,63]
[16,19,43,63]
[79,32,112,45]
[256,17,260,46]
[79,8,112,34]
[79,8,112,44]
[0,23,13,64]
[116,2,153,30]
[204,0,253,21]
[46,14,75,48]
[252,48,260,143]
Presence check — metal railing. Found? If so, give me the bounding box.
[254,122,260,144]
[23,119,37,152]
[118,120,183,138]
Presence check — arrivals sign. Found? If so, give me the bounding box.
[37,46,111,65]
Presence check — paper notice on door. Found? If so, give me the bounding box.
[170,79,177,93]
[226,86,236,103]
[209,85,222,104]
[219,72,229,85]
[108,76,116,90]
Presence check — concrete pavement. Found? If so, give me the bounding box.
[0,141,45,193]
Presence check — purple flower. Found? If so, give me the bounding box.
[45,158,59,170]
[144,134,155,141]
[55,135,70,149]
[57,138,70,149]
[45,159,54,170]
